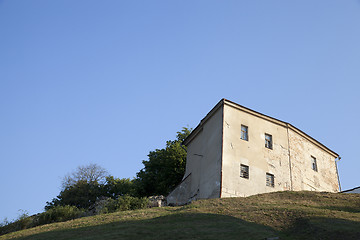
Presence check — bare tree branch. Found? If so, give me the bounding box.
[61,163,109,189]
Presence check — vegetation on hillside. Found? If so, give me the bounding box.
[0,127,191,235]
[0,191,359,240]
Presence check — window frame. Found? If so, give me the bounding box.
[311,156,318,172]
[266,173,275,187]
[240,125,249,141]
[240,164,249,179]
[265,133,273,149]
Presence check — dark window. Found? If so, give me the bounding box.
[240,164,249,179]
[241,125,248,141]
[266,173,274,187]
[265,134,273,149]
[311,156,318,172]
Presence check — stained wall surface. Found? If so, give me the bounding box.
[288,129,339,192]
[167,105,223,205]
[222,103,292,197]
[221,101,339,197]
[168,99,339,205]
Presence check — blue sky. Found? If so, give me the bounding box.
[1,0,359,221]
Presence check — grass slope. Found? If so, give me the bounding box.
[1,191,359,240]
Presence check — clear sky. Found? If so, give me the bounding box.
[1,0,359,222]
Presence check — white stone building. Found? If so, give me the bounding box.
[167,99,340,205]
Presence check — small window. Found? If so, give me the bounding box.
[265,134,273,149]
[266,173,274,187]
[241,125,248,141]
[311,156,318,172]
[240,164,249,179]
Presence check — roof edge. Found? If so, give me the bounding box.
[224,99,339,158]
[183,98,339,158]
[183,99,224,146]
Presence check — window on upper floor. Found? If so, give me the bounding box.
[311,156,318,172]
[265,133,272,149]
[241,125,248,141]
[266,173,275,187]
[240,164,249,179]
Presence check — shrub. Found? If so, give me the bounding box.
[37,205,83,225]
[0,210,32,236]
[99,195,149,214]
[16,210,31,230]
[0,218,11,228]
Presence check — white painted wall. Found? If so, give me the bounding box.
[221,101,339,197]
[167,104,223,205]
[167,99,339,205]
[222,103,292,197]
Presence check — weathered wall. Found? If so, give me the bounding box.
[167,105,223,205]
[166,174,192,205]
[221,101,339,197]
[221,103,291,197]
[288,129,339,192]
[168,99,339,204]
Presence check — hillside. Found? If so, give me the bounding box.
[1,191,359,240]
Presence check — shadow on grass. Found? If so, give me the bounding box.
[284,217,360,240]
[9,213,360,240]
[11,213,279,240]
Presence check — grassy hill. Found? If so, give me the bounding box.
[1,191,359,240]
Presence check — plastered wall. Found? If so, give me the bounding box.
[167,105,223,205]
[168,99,339,205]
[221,102,339,197]
[222,104,292,197]
[288,129,339,192]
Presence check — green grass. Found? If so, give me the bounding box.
[1,191,359,240]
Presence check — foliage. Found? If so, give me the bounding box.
[61,163,109,190]
[46,180,104,210]
[15,210,31,230]
[103,176,137,198]
[2,127,192,236]
[0,210,31,236]
[2,192,360,240]
[96,195,149,214]
[0,218,10,228]
[46,176,140,211]
[37,205,83,225]
[46,127,191,211]
[135,127,192,197]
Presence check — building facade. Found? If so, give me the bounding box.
[167,99,340,205]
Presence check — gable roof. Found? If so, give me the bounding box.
[183,98,339,158]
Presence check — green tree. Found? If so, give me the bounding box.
[103,176,137,198]
[135,127,191,196]
[46,164,109,210]
[46,165,139,210]
[46,180,103,210]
